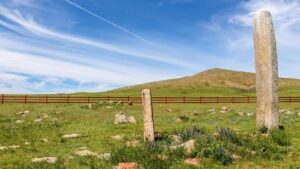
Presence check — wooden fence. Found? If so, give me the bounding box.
[0,95,300,104]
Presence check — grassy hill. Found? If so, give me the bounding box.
[93,68,300,96]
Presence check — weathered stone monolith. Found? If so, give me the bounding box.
[253,9,279,129]
[142,89,155,142]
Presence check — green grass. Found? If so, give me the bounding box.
[0,102,300,168]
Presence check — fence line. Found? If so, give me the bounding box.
[0,95,300,104]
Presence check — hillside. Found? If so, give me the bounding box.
[95,68,300,96]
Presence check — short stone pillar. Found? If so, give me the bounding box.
[142,89,155,142]
[253,9,279,129]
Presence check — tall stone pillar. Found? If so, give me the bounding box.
[253,10,279,129]
[142,89,155,142]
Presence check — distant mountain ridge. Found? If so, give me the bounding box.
[99,68,300,96]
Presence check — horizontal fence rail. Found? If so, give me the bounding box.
[0,95,300,104]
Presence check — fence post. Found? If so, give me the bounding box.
[247,96,250,103]
[253,10,279,129]
[217,96,219,104]
[165,96,167,104]
[142,89,155,142]
[107,96,110,102]
[88,96,91,103]
[46,95,48,104]
[24,95,27,104]
[183,96,186,104]
[289,96,291,103]
[232,96,235,104]
[1,94,4,104]
[67,96,70,104]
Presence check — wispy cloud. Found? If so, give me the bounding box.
[65,0,153,45]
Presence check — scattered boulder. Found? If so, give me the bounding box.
[32,157,57,164]
[126,140,140,147]
[41,138,49,143]
[114,111,128,124]
[184,158,200,167]
[100,153,111,161]
[16,111,29,116]
[286,110,294,115]
[192,110,199,116]
[184,139,195,154]
[238,112,244,116]
[157,154,168,161]
[108,100,114,105]
[0,145,20,151]
[279,109,288,113]
[116,162,138,169]
[176,118,182,123]
[106,106,113,109]
[16,120,24,124]
[55,111,61,115]
[24,142,30,146]
[231,153,242,161]
[112,135,123,141]
[171,135,182,144]
[166,108,172,112]
[127,116,137,124]
[247,112,254,117]
[298,112,300,117]
[75,150,100,158]
[62,134,88,139]
[220,106,228,113]
[43,114,49,118]
[207,109,216,114]
[34,119,42,123]
[128,100,133,106]
[170,139,195,154]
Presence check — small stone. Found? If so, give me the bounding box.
[24,142,30,145]
[171,135,182,144]
[107,100,114,104]
[118,162,138,169]
[55,111,61,115]
[169,139,195,154]
[247,112,254,117]
[184,140,195,154]
[32,157,57,164]
[157,154,168,161]
[75,150,100,158]
[166,108,172,112]
[231,153,242,161]
[34,119,42,123]
[193,111,199,116]
[176,118,182,123]
[238,112,244,116]
[126,140,139,147]
[16,120,24,124]
[207,109,216,113]
[127,116,137,124]
[41,138,49,143]
[286,111,294,115]
[62,134,88,139]
[220,106,228,113]
[106,106,113,109]
[100,153,111,161]
[128,100,133,106]
[43,114,49,118]
[112,135,123,141]
[117,100,123,105]
[184,158,200,167]
[0,145,20,151]
[279,109,288,113]
[114,111,128,124]
[261,133,269,138]
[298,112,300,117]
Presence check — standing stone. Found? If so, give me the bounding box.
[142,89,155,142]
[253,9,279,129]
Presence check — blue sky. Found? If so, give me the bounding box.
[0,0,300,94]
